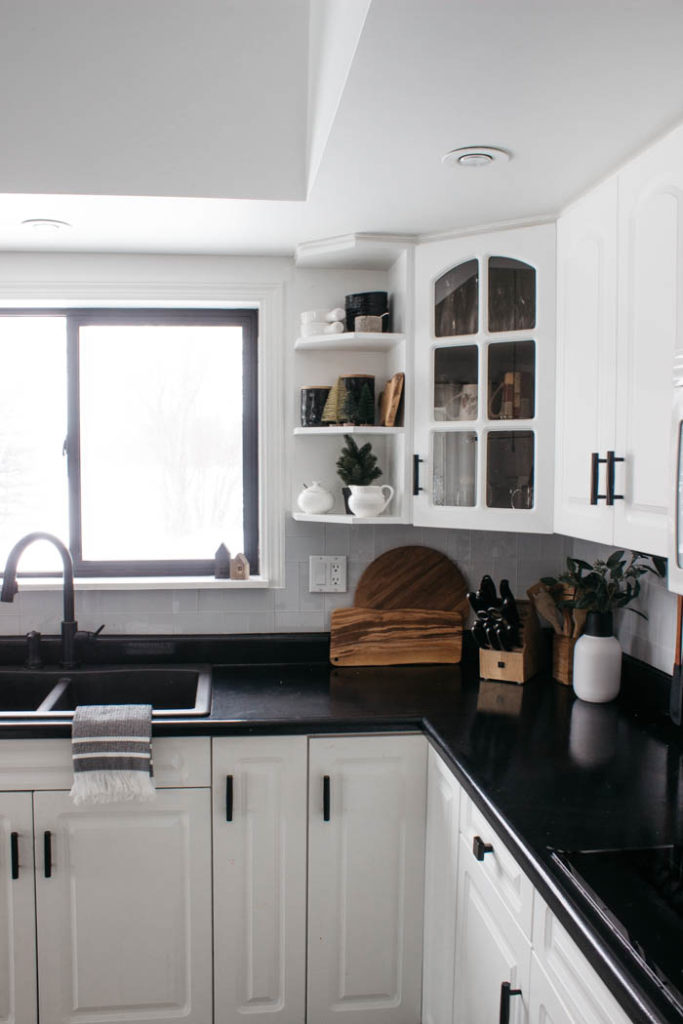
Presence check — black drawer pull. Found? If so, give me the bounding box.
[590,452,607,504]
[473,834,493,861]
[323,775,330,821]
[606,450,624,505]
[44,831,52,878]
[499,980,522,1024]
[10,832,19,880]
[412,454,424,496]
[225,775,233,822]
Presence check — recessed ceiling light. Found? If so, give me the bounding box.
[442,146,512,168]
[21,218,72,232]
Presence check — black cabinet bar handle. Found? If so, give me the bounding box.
[10,832,19,880]
[499,981,522,1024]
[323,775,331,821]
[225,775,233,822]
[473,835,493,861]
[44,831,52,878]
[606,450,624,506]
[412,454,424,496]
[590,452,607,505]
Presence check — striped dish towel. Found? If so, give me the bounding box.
[70,704,155,805]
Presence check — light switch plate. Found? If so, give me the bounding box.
[309,555,347,593]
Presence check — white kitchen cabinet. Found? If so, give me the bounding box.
[531,894,632,1024]
[421,746,461,1024]
[33,788,212,1024]
[0,792,37,1024]
[453,832,531,1024]
[413,223,556,533]
[555,123,683,555]
[307,733,427,1024]
[554,178,619,544]
[212,735,308,1024]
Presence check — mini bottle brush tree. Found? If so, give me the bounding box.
[336,434,383,486]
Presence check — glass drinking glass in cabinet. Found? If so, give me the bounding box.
[487,340,535,421]
[488,257,536,332]
[435,260,478,337]
[486,431,534,509]
[434,346,478,421]
[432,432,477,507]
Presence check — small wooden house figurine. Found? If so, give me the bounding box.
[230,553,250,580]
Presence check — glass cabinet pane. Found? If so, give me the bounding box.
[435,260,478,337]
[486,431,534,509]
[487,340,535,420]
[433,432,477,507]
[488,257,536,332]
[434,345,478,421]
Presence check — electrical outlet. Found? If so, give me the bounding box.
[309,555,347,593]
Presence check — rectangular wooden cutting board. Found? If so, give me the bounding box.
[330,607,463,666]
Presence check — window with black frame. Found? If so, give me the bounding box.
[0,308,259,577]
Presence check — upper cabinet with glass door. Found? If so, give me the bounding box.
[413,224,556,532]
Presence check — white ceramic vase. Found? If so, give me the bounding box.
[572,612,622,703]
[347,484,394,517]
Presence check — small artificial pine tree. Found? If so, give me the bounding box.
[321,381,341,424]
[336,434,383,485]
[340,386,358,425]
[356,382,375,425]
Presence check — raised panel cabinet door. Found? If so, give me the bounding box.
[307,734,427,1024]
[0,792,37,1024]
[33,788,212,1024]
[422,747,461,1024]
[452,835,531,1024]
[212,736,307,1024]
[615,123,683,556]
[554,178,618,544]
[528,955,575,1024]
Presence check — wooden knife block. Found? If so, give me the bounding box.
[478,602,543,684]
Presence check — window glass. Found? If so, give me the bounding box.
[488,257,536,332]
[435,260,478,337]
[0,316,67,572]
[78,322,246,562]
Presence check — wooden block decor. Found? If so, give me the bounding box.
[330,608,463,666]
[478,602,543,684]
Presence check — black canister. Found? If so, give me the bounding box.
[300,386,331,427]
[345,291,390,333]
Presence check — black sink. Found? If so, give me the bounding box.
[0,665,212,717]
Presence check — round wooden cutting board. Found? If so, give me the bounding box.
[353,545,468,613]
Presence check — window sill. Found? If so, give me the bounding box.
[15,576,272,592]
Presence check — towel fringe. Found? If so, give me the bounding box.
[70,770,156,805]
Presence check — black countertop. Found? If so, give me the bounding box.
[1,636,681,1023]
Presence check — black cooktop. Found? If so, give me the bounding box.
[551,846,683,1016]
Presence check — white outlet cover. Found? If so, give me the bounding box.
[309,555,347,593]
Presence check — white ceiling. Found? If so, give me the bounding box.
[1,0,683,256]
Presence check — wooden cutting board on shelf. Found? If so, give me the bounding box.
[330,546,468,666]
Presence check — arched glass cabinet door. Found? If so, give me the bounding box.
[488,257,536,332]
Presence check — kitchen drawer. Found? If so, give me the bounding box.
[0,736,210,790]
[459,789,534,939]
[532,894,631,1023]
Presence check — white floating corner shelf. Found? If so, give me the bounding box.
[291,513,408,525]
[294,332,405,353]
[293,426,403,436]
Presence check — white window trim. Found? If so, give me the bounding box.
[0,279,285,589]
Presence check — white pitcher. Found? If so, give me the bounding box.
[347,484,394,517]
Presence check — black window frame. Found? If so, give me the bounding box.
[1,307,259,578]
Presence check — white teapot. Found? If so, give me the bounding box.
[297,481,334,515]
